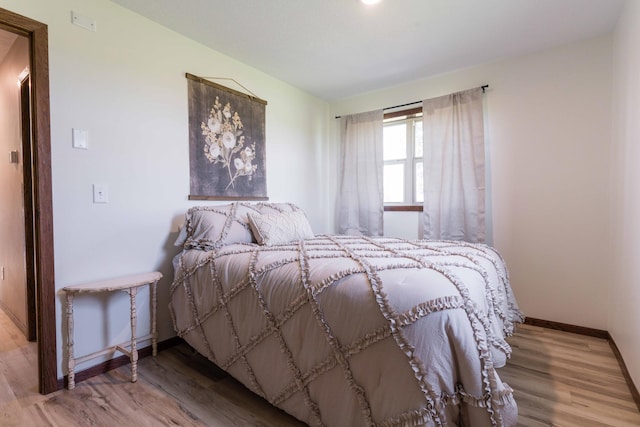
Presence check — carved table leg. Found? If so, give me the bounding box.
[66,292,76,390]
[151,281,158,357]
[129,287,138,382]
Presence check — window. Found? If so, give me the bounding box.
[383,109,423,210]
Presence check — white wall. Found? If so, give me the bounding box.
[0,0,330,377]
[2,0,629,385]
[611,0,640,389]
[331,36,614,331]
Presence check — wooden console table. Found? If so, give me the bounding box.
[62,271,163,389]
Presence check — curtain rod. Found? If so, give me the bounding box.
[334,84,489,119]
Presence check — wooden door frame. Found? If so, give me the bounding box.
[19,73,37,342]
[0,7,57,394]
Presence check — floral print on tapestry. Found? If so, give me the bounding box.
[187,74,267,199]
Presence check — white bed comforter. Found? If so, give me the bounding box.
[169,235,523,426]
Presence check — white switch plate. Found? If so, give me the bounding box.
[72,128,88,149]
[93,184,108,203]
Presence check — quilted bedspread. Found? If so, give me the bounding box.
[169,235,523,426]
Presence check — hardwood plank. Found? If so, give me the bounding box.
[37,371,207,427]
[0,307,639,426]
[136,346,306,426]
[499,324,640,426]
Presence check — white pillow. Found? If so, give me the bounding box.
[247,210,314,246]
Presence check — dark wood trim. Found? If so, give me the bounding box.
[30,13,56,397]
[189,195,269,201]
[607,333,640,412]
[384,107,422,120]
[523,317,609,339]
[20,74,37,342]
[384,205,423,212]
[0,6,56,394]
[59,337,185,389]
[524,317,639,411]
[0,21,28,36]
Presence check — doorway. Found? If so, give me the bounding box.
[0,7,56,394]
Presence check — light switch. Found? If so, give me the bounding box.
[93,184,108,203]
[72,128,88,149]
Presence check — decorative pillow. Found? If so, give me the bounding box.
[174,202,306,250]
[247,210,314,246]
[172,204,249,250]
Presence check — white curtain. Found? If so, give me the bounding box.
[422,87,486,243]
[337,110,384,236]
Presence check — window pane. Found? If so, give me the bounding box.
[414,120,423,158]
[383,124,407,161]
[415,161,424,203]
[384,164,404,203]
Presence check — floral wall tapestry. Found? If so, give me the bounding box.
[186,73,268,200]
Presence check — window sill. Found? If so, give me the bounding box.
[384,205,423,212]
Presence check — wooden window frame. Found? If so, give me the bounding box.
[383,107,424,212]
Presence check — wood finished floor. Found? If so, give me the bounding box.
[0,309,638,426]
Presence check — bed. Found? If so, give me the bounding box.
[169,202,523,426]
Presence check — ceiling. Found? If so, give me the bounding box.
[110,0,624,101]
[2,1,625,101]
